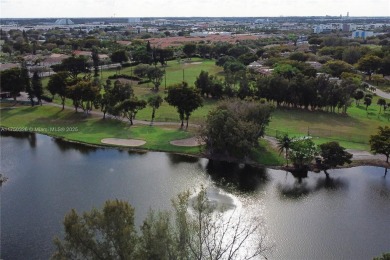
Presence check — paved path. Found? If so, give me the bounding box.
[365,82,390,99]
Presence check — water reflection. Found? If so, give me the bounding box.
[0,130,36,147]
[168,153,200,164]
[206,160,269,192]
[278,172,348,200]
[53,138,98,154]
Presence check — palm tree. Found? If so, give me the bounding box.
[377,98,386,114]
[277,134,292,166]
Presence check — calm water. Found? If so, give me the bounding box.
[0,133,389,259]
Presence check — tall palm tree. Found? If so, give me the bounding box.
[277,134,291,166]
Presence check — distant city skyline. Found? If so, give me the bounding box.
[0,0,388,18]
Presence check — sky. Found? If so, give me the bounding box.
[0,0,389,18]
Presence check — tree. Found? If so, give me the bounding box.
[0,67,26,101]
[53,189,270,260]
[201,99,273,158]
[47,72,70,110]
[273,64,300,81]
[182,43,197,59]
[91,48,100,77]
[52,200,138,259]
[110,50,129,63]
[165,82,203,128]
[23,64,35,106]
[353,89,364,106]
[369,126,390,163]
[99,80,133,119]
[147,95,163,123]
[277,134,292,166]
[318,142,352,176]
[116,98,147,125]
[67,80,100,114]
[289,137,317,169]
[377,98,387,114]
[146,66,164,91]
[364,96,372,110]
[322,60,354,77]
[357,55,382,80]
[195,70,211,97]
[31,71,43,105]
[52,56,90,80]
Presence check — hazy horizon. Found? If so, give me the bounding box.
[0,0,388,19]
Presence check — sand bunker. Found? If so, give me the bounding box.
[101,138,146,147]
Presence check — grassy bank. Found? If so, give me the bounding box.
[0,105,283,166]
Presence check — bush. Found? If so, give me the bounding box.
[121,62,140,68]
[107,74,140,81]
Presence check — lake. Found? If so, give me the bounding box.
[1,132,389,259]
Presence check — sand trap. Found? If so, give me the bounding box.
[170,137,205,147]
[101,138,146,147]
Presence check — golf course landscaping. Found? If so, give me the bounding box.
[1,58,389,166]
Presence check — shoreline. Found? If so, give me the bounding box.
[1,129,388,170]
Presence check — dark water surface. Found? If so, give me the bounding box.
[1,133,389,259]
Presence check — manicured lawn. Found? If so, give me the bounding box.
[0,106,199,154]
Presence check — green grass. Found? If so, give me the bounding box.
[0,106,199,154]
[251,139,285,166]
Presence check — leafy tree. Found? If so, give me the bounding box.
[322,60,354,77]
[238,53,258,65]
[373,252,390,260]
[289,52,308,62]
[201,99,273,158]
[133,64,150,78]
[53,189,270,260]
[0,67,26,101]
[146,66,165,91]
[369,126,390,163]
[110,50,129,63]
[165,82,203,128]
[52,200,138,259]
[91,48,100,77]
[99,80,133,119]
[364,96,372,110]
[197,44,212,58]
[67,79,100,114]
[273,64,300,81]
[353,89,364,106]
[116,98,147,125]
[22,63,34,106]
[182,43,196,59]
[195,70,211,97]
[223,61,246,73]
[319,142,352,176]
[342,47,362,65]
[357,55,382,80]
[147,95,163,123]
[47,72,70,110]
[31,71,43,105]
[377,98,387,114]
[52,56,90,80]
[289,137,317,169]
[277,134,292,166]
